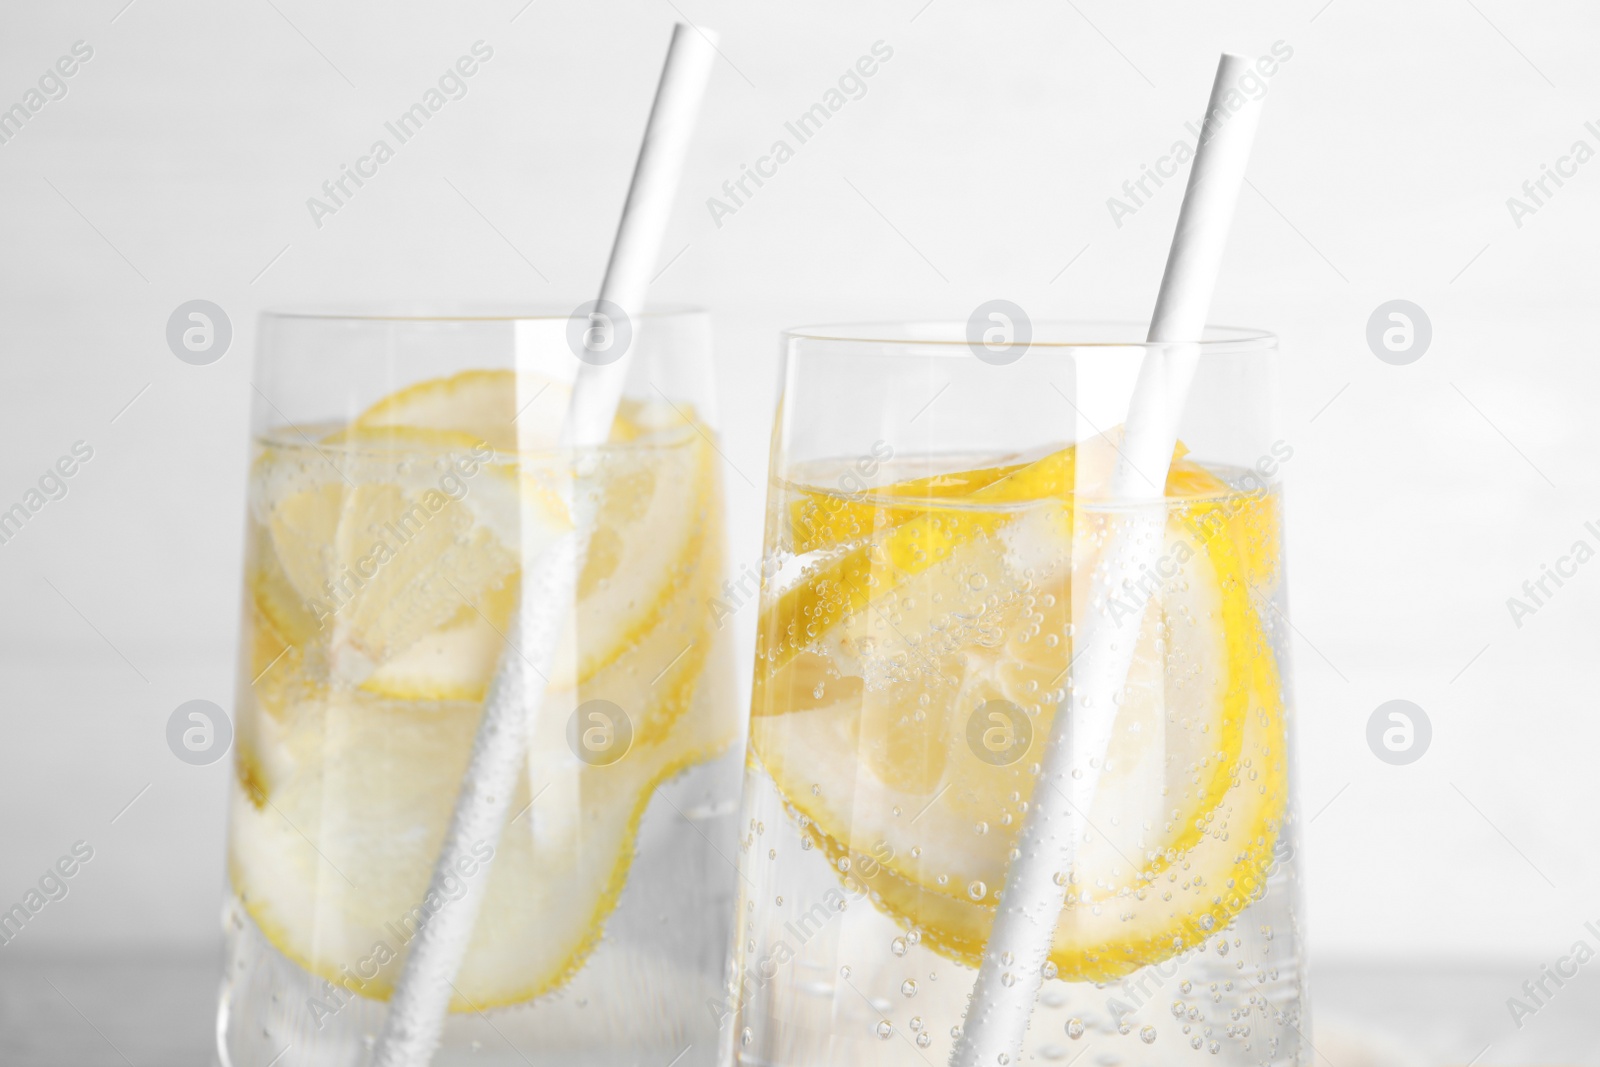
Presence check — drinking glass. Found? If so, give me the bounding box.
[730,322,1305,1066]
[217,307,741,1067]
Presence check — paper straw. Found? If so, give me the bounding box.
[371,25,716,1067]
[950,53,1265,1067]
[563,23,717,446]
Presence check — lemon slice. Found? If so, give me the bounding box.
[234,369,735,1008]
[357,581,516,703]
[762,444,1223,673]
[786,456,1031,555]
[232,504,730,1007]
[783,441,1214,559]
[751,451,1285,981]
[755,509,1241,897]
[353,368,571,454]
[551,414,713,689]
[230,572,733,1008]
[345,374,714,700]
[759,448,1078,675]
[248,371,713,702]
[799,645,1284,983]
[248,426,523,688]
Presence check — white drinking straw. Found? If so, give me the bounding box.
[950,53,1265,1067]
[371,24,716,1067]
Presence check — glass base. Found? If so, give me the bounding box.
[730,764,1308,1067]
[217,749,742,1067]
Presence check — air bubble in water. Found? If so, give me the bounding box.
[902,980,918,997]
[968,880,987,901]
[1066,1018,1085,1039]
[741,1027,752,1046]
[891,937,908,957]
[917,1032,933,1048]
[876,1021,893,1040]
[1140,1025,1157,1044]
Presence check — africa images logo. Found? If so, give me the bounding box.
[0,40,94,147]
[1104,40,1292,229]
[305,41,495,229]
[0,441,94,547]
[705,41,894,227]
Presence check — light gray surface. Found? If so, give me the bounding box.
[2,0,1597,982]
[2,953,1593,1066]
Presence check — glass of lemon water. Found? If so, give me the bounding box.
[218,308,742,1067]
[730,323,1305,1066]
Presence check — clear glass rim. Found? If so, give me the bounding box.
[259,302,707,323]
[781,320,1276,352]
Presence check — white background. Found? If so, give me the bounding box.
[0,0,1595,1029]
